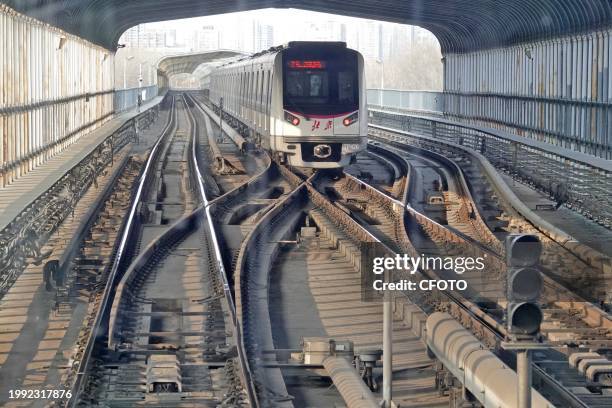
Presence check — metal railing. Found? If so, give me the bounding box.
[367,89,444,114]
[368,83,612,160]
[368,108,611,228]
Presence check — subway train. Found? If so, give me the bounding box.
[206,41,367,168]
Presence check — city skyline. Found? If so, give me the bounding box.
[117,8,443,91]
[119,8,439,59]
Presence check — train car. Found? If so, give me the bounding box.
[207,41,367,168]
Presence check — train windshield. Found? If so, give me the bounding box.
[283,49,358,116]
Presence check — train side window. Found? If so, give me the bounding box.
[249,71,253,107]
[254,71,259,113]
[250,71,253,111]
[258,71,262,111]
[249,71,254,118]
[256,70,261,125]
[242,72,246,116]
[258,70,263,127]
[261,70,265,118]
[239,72,243,115]
[255,71,263,112]
[260,70,265,107]
[247,72,251,111]
[263,71,268,130]
[252,71,256,112]
[268,70,273,110]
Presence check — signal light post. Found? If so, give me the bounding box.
[501,234,546,408]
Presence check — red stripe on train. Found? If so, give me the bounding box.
[285,110,357,119]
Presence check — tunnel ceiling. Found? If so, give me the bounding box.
[3,0,611,53]
[157,51,246,77]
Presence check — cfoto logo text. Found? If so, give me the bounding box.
[373,279,467,291]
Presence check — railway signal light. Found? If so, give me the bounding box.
[506,234,543,336]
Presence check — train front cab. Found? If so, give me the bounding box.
[271,42,367,168]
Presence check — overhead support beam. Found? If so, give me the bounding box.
[156,50,245,77]
[155,50,246,90]
[2,0,611,53]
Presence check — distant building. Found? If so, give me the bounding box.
[198,25,220,51]
[294,20,346,43]
[165,29,177,47]
[120,24,178,49]
[118,16,438,59]
[121,26,140,47]
[253,22,274,51]
[360,22,382,59]
[346,25,360,50]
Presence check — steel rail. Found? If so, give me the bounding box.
[368,114,612,172]
[346,143,609,408]
[345,171,502,260]
[189,93,248,152]
[185,94,259,407]
[232,165,377,407]
[340,169,594,408]
[368,123,611,269]
[369,127,612,325]
[357,140,612,328]
[338,170,506,331]
[368,115,612,228]
[370,141,502,251]
[67,96,176,407]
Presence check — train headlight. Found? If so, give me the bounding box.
[284,111,300,126]
[342,143,362,154]
[342,112,358,126]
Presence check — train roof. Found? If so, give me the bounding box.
[286,41,347,49]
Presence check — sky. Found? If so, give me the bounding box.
[116,8,443,90]
[132,8,439,49]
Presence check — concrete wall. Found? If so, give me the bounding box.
[0,4,115,187]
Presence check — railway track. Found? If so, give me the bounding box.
[340,135,612,407]
[0,99,173,406]
[46,90,609,408]
[227,160,448,406]
[187,93,610,406]
[369,125,612,304]
[67,94,257,407]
